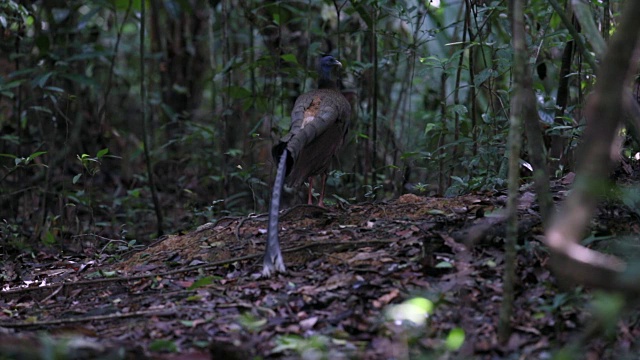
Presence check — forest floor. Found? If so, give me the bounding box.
[2,174,640,359]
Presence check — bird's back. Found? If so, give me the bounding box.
[281,88,351,187]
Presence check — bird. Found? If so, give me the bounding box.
[263,55,351,277]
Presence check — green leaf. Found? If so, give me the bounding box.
[435,261,453,268]
[66,50,113,62]
[115,0,142,11]
[96,148,109,158]
[43,86,65,93]
[227,85,251,99]
[280,53,298,64]
[172,84,188,95]
[0,79,26,91]
[445,327,465,350]
[73,173,82,184]
[42,231,56,245]
[424,122,437,135]
[451,104,468,116]
[188,276,216,290]
[28,151,47,160]
[29,106,53,114]
[474,68,495,86]
[60,73,100,88]
[238,312,267,332]
[32,71,54,88]
[385,296,434,326]
[149,339,177,352]
[406,297,434,314]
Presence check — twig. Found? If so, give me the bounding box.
[0,309,176,328]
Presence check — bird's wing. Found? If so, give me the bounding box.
[285,89,348,161]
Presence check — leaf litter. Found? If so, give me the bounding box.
[1,188,640,359]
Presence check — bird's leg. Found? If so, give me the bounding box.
[307,177,314,205]
[317,173,327,207]
[263,149,288,277]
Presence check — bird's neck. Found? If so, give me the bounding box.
[318,68,338,90]
[318,78,338,90]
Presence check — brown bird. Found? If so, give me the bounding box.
[263,55,351,277]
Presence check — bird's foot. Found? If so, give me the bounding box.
[262,253,286,278]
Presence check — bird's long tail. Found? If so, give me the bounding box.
[263,149,288,277]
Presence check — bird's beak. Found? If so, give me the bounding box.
[335,60,343,68]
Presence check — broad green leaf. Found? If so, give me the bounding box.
[32,71,54,88]
[96,148,109,158]
[474,68,495,86]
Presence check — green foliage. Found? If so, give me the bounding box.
[445,327,465,351]
[0,0,619,253]
[238,312,267,333]
[0,150,47,174]
[187,276,219,290]
[76,148,109,178]
[272,334,331,358]
[149,339,178,353]
[0,1,29,29]
[385,296,471,356]
[385,296,434,326]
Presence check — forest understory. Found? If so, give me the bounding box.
[1,170,640,359]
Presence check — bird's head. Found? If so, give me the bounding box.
[319,55,342,80]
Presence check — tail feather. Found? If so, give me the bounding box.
[263,148,288,277]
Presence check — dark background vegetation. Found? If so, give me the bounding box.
[0,0,632,254]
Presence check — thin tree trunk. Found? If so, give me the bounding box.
[499,0,526,343]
